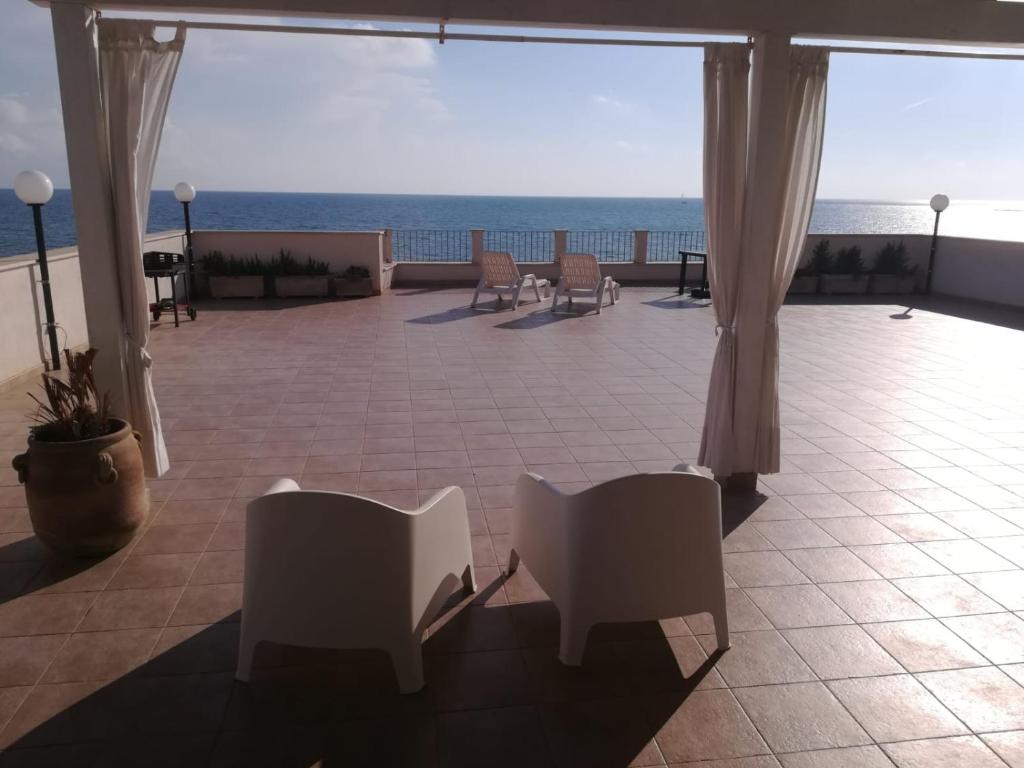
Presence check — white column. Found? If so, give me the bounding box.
[726,33,792,489]
[51,3,128,413]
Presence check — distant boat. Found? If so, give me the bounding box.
[680,194,688,205]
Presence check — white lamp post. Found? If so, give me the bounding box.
[14,171,60,371]
[173,182,196,275]
[926,193,949,294]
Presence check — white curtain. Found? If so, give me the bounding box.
[697,44,750,474]
[99,20,184,477]
[751,46,829,473]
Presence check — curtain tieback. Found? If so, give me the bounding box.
[125,335,153,369]
[714,324,735,337]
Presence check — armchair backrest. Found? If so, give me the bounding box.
[559,253,603,290]
[514,469,723,622]
[480,251,521,287]
[245,482,470,643]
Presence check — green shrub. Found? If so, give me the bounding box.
[873,241,915,276]
[200,251,265,276]
[833,245,865,276]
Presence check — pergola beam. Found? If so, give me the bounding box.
[31,0,1024,48]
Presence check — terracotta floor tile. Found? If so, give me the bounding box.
[0,635,68,686]
[723,552,809,587]
[745,585,852,628]
[916,666,1024,732]
[782,547,881,583]
[778,745,894,768]
[847,543,948,579]
[752,520,840,550]
[168,583,242,626]
[782,625,903,679]
[427,649,532,712]
[437,706,552,768]
[685,589,772,634]
[915,540,1017,574]
[942,612,1024,664]
[893,574,1002,617]
[964,569,1024,611]
[0,593,96,637]
[828,674,968,742]
[77,587,182,631]
[41,628,161,683]
[539,697,664,767]
[881,735,1007,768]
[649,689,769,763]
[108,553,201,590]
[695,630,814,687]
[784,494,864,519]
[821,580,930,623]
[864,618,988,673]
[132,523,216,555]
[981,731,1024,767]
[845,490,926,517]
[735,682,871,752]
[878,513,968,542]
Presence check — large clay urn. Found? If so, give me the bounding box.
[12,419,149,557]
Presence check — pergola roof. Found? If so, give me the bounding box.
[28,0,1024,47]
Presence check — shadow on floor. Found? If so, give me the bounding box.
[641,294,712,311]
[0,570,726,767]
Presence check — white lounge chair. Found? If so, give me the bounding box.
[236,479,476,693]
[551,253,620,314]
[471,251,550,310]
[508,464,729,666]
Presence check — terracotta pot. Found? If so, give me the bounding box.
[12,419,149,557]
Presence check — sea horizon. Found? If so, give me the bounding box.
[2,189,1023,257]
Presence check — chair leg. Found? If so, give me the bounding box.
[511,284,523,310]
[235,633,259,682]
[595,283,605,315]
[389,639,426,694]
[470,288,480,308]
[550,285,560,313]
[711,592,731,651]
[532,278,542,303]
[558,614,589,666]
[462,562,477,593]
[507,547,521,574]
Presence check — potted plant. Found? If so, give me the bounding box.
[202,251,267,298]
[789,239,831,293]
[869,240,918,294]
[12,349,148,557]
[270,250,332,298]
[819,244,869,294]
[336,265,375,298]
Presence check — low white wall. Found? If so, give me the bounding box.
[932,236,1024,308]
[191,230,387,293]
[0,231,185,388]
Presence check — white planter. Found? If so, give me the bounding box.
[788,275,819,294]
[336,277,375,298]
[274,275,330,298]
[208,275,265,298]
[869,274,916,294]
[819,274,869,295]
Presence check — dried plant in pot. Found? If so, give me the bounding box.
[12,349,149,557]
[819,245,869,294]
[336,264,375,298]
[202,251,267,298]
[270,250,332,298]
[869,240,918,294]
[789,239,830,294]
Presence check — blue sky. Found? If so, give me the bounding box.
[1,0,1023,200]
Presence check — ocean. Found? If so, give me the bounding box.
[2,190,1023,258]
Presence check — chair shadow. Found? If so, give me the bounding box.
[404,306,481,325]
[0,565,728,767]
[642,294,711,311]
[493,307,585,330]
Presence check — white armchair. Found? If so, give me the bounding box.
[509,464,728,665]
[236,479,476,693]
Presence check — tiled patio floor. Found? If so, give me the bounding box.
[1,288,1024,767]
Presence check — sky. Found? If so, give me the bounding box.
[1,0,1023,200]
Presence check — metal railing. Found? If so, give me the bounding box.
[390,229,705,262]
[392,230,471,262]
[483,230,554,263]
[566,230,635,263]
[647,231,706,262]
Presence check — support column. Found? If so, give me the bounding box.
[470,229,485,264]
[633,230,648,264]
[51,4,127,413]
[553,230,567,263]
[722,33,792,491]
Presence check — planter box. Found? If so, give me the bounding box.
[869,274,916,294]
[788,275,819,294]
[819,274,869,295]
[336,276,375,298]
[208,275,265,298]
[274,275,330,298]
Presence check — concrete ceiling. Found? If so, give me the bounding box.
[30,0,1024,47]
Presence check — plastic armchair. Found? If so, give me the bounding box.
[236,479,476,693]
[508,464,728,665]
[471,251,550,310]
[551,253,621,314]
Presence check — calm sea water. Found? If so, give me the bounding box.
[1,189,1023,257]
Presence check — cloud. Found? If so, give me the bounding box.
[592,93,632,110]
[0,95,61,156]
